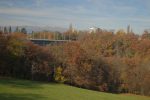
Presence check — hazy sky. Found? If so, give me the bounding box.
[0,0,150,34]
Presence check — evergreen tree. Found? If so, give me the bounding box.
[15,26,20,32]
[21,28,27,34]
[9,26,12,33]
[0,26,3,34]
[4,26,8,34]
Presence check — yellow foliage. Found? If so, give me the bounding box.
[55,66,66,83]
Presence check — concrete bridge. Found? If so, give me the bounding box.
[29,39,70,46]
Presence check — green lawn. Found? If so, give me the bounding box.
[0,78,149,100]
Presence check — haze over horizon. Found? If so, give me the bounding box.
[0,0,150,34]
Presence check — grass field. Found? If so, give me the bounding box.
[0,78,149,100]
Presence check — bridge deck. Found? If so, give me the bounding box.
[29,39,71,46]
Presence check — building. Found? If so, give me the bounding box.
[89,27,97,33]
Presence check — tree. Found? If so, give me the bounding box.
[0,32,26,77]
[21,28,27,34]
[54,66,65,83]
[15,26,20,32]
[9,26,12,33]
[0,28,150,96]
[116,29,126,36]
[141,30,150,39]
[24,43,55,81]
[4,26,8,34]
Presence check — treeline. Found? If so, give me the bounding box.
[51,30,150,96]
[0,30,150,96]
[29,30,79,40]
[0,26,27,34]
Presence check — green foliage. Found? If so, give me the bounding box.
[0,33,55,81]
[7,38,24,56]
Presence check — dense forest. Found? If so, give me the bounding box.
[0,28,150,96]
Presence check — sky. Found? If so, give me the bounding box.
[0,0,150,34]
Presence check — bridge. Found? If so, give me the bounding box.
[29,39,71,46]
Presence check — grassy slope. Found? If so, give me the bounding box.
[0,78,149,100]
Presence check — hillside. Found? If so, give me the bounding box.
[0,78,149,100]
